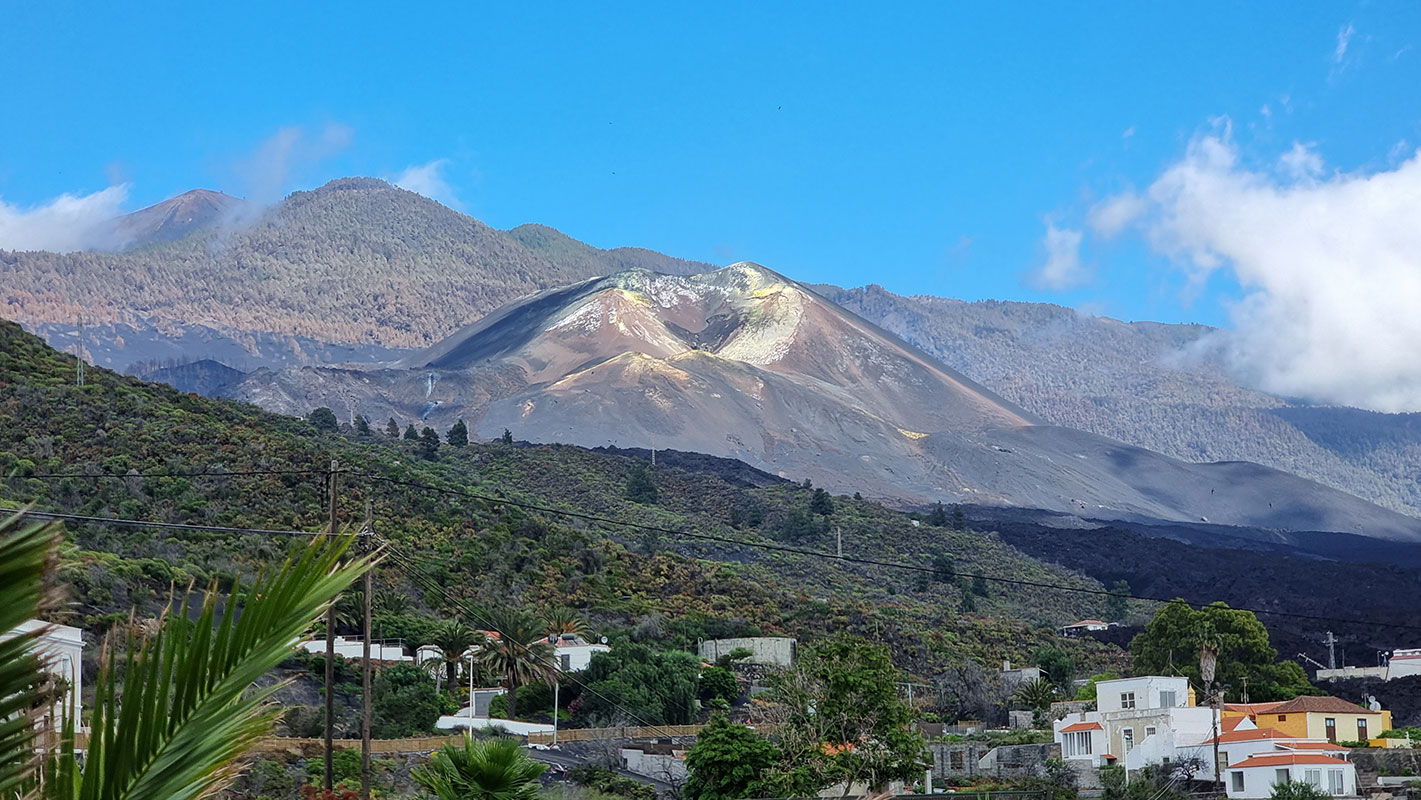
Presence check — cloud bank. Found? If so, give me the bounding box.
[392,159,461,209]
[1094,132,1421,413]
[0,185,130,252]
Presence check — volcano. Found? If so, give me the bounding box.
[227,263,1421,541]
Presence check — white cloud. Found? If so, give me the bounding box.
[233,123,354,207]
[1278,141,1323,181]
[1087,191,1148,238]
[1122,126,1136,140]
[392,159,461,209]
[0,185,129,252]
[1100,133,1421,412]
[1334,23,1355,63]
[1029,222,1088,290]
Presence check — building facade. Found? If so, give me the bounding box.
[1226,696,1391,743]
[1224,753,1356,799]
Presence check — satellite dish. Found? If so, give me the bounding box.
[1369,696,1381,711]
[600,636,609,645]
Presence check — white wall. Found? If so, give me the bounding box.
[1227,763,1355,799]
[1096,676,1189,714]
[7,620,84,727]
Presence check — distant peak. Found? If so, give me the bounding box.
[312,177,396,193]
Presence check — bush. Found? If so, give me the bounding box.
[569,765,656,800]
[698,666,739,706]
[372,662,441,738]
[1271,781,1332,800]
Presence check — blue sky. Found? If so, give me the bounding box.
[3,2,1419,331]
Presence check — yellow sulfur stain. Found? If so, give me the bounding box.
[897,428,928,440]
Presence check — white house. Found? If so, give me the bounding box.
[551,634,609,672]
[299,636,412,662]
[1387,648,1421,679]
[3,620,84,728]
[1199,724,1350,773]
[1055,676,1214,770]
[1061,619,1111,636]
[1225,753,1356,798]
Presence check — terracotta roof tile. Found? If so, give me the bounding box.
[1266,696,1378,715]
[1229,753,1350,769]
[1061,722,1103,732]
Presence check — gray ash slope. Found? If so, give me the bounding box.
[222,263,1421,542]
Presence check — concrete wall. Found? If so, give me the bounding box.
[620,748,689,782]
[929,742,1056,781]
[929,742,993,780]
[698,637,796,667]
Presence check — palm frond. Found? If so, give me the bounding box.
[0,511,61,797]
[44,532,373,800]
[413,736,546,800]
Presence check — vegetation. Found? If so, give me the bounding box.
[1271,781,1334,800]
[1131,600,1319,701]
[372,662,442,738]
[413,736,546,800]
[684,714,779,800]
[571,640,699,726]
[0,510,368,800]
[476,608,556,721]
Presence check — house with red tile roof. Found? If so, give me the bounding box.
[1224,752,1356,798]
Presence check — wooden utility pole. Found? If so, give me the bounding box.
[324,460,339,792]
[361,498,373,800]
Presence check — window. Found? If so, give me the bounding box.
[950,751,964,770]
[1159,690,1177,708]
[1328,769,1344,795]
[1232,773,1245,792]
[1278,714,1287,721]
[1121,692,1136,709]
[1276,769,1291,786]
[1145,726,1157,738]
[560,654,571,671]
[1122,728,1134,753]
[1304,770,1321,788]
[1067,731,1092,756]
[1357,718,1368,741]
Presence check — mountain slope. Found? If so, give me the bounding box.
[0,317,1117,674]
[109,188,249,247]
[2,178,711,371]
[829,285,1421,518]
[222,264,1421,541]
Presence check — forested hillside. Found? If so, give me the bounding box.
[0,318,1116,677]
[830,285,1421,517]
[1,178,711,364]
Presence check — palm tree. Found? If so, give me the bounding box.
[477,607,556,721]
[426,620,486,694]
[374,589,413,616]
[0,510,371,800]
[413,736,546,800]
[1014,678,1059,711]
[542,606,590,639]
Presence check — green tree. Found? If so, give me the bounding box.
[447,419,469,447]
[698,666,739,706]
[931,553,955,583]
[1130,600,1319,701]
[307,406,339,434]
[626,461,658,504]
[1073,671,1121,701]
[575,641,700,726]
[413,736,546,800]
[354,414,372,436]
[685,714,779,800]
[1032,646,1077,695]
[419,426,442,459]
[809,488,834,516]
[951,504,966,531]
[372,662,442,738]
[971,574,989,597]
[542,606,591,639]
[0,514,368,800]
[386,417,400,438]
[477,607,556,721]
[763,636,927,797]
[1105,579,1131,622]
[927,502,948,527]
[501,428,514,445]
[404,423,420,441]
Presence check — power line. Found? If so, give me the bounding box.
[11,508,327,537]
[359,473,1421,634]
[375,538,685,739]
[26,467,332,479]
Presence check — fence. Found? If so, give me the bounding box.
[260,734,465,754]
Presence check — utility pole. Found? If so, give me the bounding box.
[1325,631,1338,670]
[360,498,374,800]
[324,460,339,792]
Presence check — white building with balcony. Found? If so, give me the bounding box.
[1054,676,1214,770]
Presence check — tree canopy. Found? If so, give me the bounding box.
[573,640,700,726]
[1130,600,1319,701]
[685,714,779,800]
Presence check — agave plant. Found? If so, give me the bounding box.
[0,509,372,800]
[412,736,546,800]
